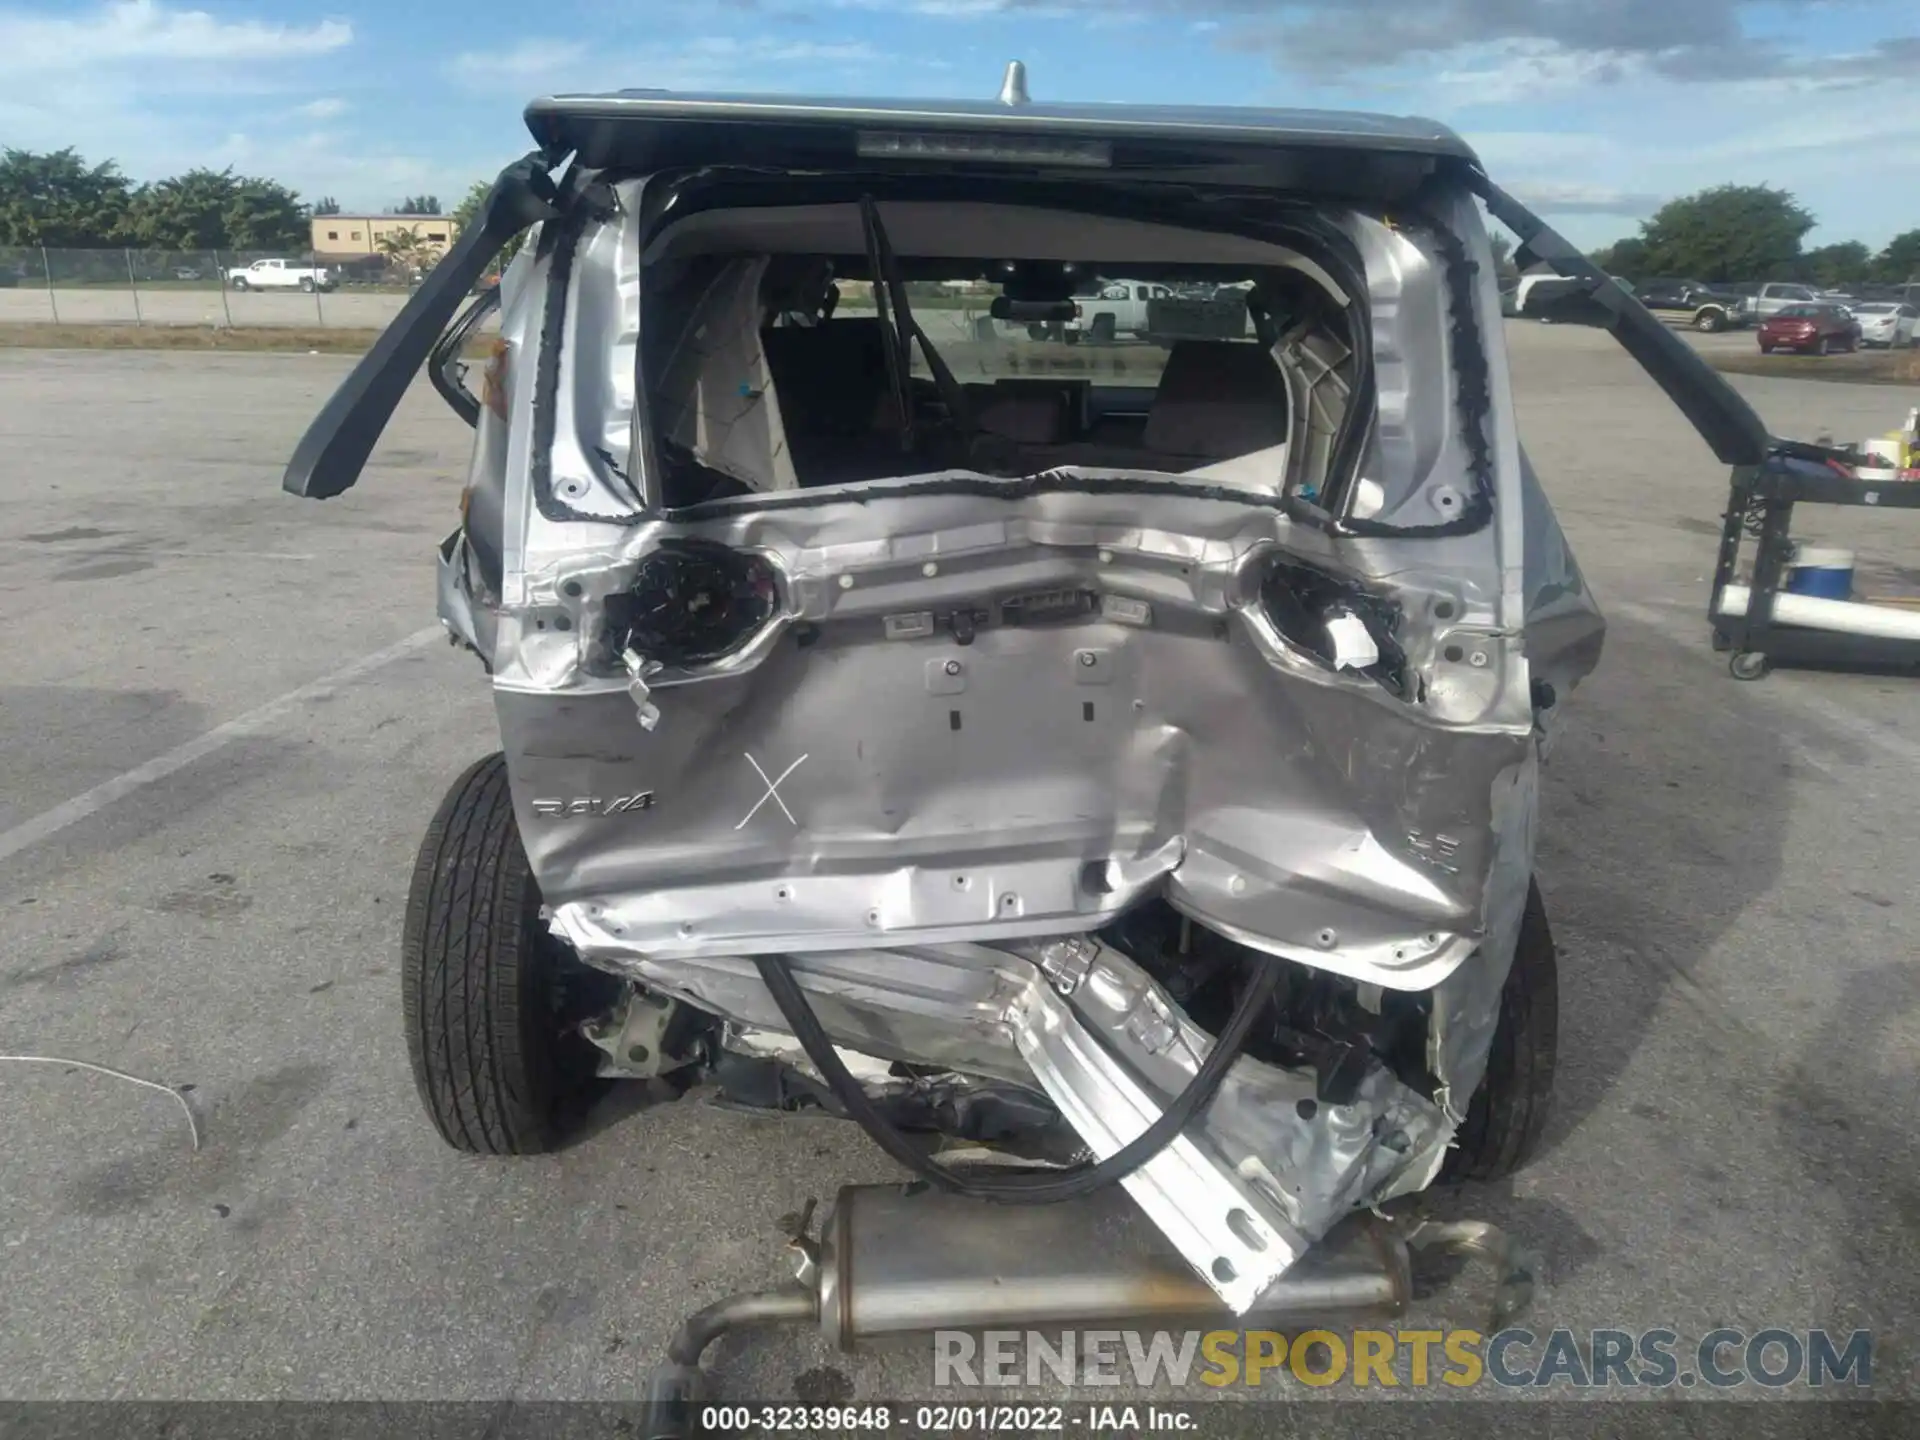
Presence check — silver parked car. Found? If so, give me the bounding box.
[285,65,1774,1422]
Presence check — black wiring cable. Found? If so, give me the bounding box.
[752,948,1285,1203]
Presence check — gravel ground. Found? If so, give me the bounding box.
[0,327,1915,1428]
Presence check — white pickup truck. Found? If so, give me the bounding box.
[1064,279,1176,342]
[226,258,337,292]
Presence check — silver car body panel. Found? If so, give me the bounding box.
[416,116,1603,1309]
[461,183,1597,988]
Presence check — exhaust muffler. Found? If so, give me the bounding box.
[645,1183,1528,1438]
[809,1181,1408,1344]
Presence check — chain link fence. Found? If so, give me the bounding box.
[0,247,433,329]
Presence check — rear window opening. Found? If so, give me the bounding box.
[636,197,1362,510]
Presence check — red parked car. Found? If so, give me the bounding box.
[1757,303,1861,355]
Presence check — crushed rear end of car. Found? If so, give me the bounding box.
[280,73,1773,1387]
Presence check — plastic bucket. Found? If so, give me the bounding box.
[1786,546,1855,600]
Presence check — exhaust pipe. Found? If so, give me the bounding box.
[647,1183,1531,1439]
[810,1182,1407,1345]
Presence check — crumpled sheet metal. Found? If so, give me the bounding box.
[466,177,1606,1309]
[1426,758,1537,1120]
[503,484,1542,996]
[547,919,1452,1308]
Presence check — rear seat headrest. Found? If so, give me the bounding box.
[1142,341,1290,460]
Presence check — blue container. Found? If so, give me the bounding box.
[1785,546,1855,600]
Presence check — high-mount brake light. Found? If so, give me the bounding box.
[855,130,1113,168]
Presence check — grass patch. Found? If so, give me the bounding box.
[0,323,385,353]
[0,323,498,357]
[1708,347,1920,386]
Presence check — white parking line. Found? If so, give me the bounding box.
[0,626,444,865]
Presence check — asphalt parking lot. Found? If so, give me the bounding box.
[1,327,1917,1420]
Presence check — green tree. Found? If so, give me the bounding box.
[453,177,526,271]
[1876,229,1920,283]
[1488,233,1518,284]
[1590,235,1650,280]
[1799,241,1871,288]
[451,180,487,233]
[312,196,341,216]
[376,226,428,277]
[394,194,441,214]
[1632,184,1814,283]
[224,176,309,250]
[125,169,239,249]
[125,168,307,252]
[0,147,133,246]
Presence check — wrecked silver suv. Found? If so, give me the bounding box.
[286,68,1772,1421]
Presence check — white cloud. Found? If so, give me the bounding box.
[1463,129,1618,169]
[1429,39,1628,105]
[1681,91,1920,164]
[448,39,588,85]
[0,0,350,72]
[866,0,1012,14]
[692,37,882,64]
[0,1,365,203]
[448,34,887,94]
[1504,180,1664,217]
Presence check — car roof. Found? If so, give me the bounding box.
[522,89,1479,192]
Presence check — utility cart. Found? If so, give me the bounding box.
[1710,442,1920,681]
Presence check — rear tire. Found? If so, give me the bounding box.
[1440,880,1558,1183]
[300,277,315,293]
[1090,314,1117,345]
[230,277,249,291]
[1816,336,1832,356]
[1695,310,1723,333]
[402,753,611,1154]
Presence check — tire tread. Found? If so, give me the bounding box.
[401,753,563,1154]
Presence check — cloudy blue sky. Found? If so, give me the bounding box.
[2,0,1916,250]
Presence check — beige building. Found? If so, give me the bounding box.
[311,214,460,259]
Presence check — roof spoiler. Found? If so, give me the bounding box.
[282,152,562,500]
[1467,171,1772,469]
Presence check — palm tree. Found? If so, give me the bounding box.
[376,228,427,284]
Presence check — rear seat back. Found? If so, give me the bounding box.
[761,319,895,438]
[1141,340,1290,461]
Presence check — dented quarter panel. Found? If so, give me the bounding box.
[496,479,1539,990]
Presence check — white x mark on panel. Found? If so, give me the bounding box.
[735,751,809,830]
